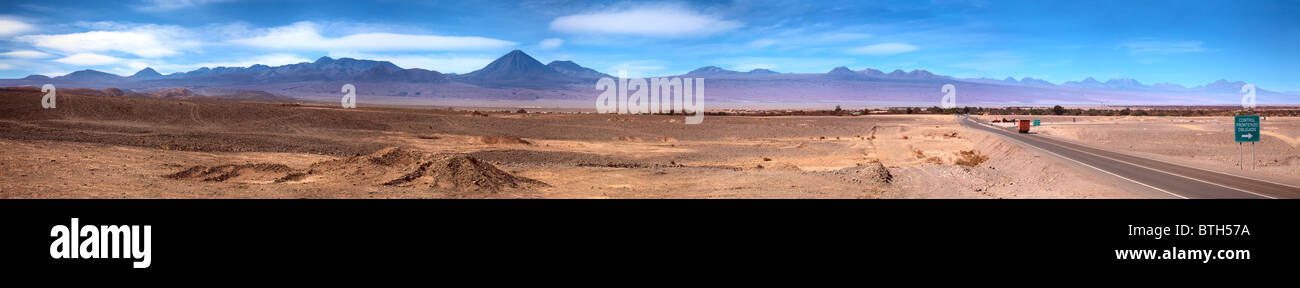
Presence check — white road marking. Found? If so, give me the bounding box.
[963,118,1188,199]
[1028,133,1276,199]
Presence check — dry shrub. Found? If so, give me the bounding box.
[924,156,945,164]
[911,149,926,159]
[954,150,989,167]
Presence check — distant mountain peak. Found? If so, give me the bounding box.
[859,68,885,76]
[686,66,740,75]
[908,69,935,77]
[1201,78,1247,90]
[827,66,855,75]
[1211,78,1236,85]
[546,60,610,79]
[130,67,163,80]
[457,49,572,86]
[56,69,128,82]
[1003,77,1018,83]
[1105,78,1142,85]
[1151,82,1186,89]
[748,68,778,74]
[1019,77,1054,86]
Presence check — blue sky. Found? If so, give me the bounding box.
[0,0,1296,91]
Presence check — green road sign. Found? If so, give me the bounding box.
[1032,120,1041,126]
[1235,115,1260,143]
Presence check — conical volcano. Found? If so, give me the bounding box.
[456,50,577,87]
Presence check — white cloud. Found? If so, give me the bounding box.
[538,38,564,50]
[229,22,515,52]
[1,50,53,59]
[55,53,126,66]
[0,18,36,36]
[0,63,14,70]
[135,0,235,12]
[550,4,742,38]
[1120,40,1204,55]
[847,42,918,55]
[17,25,198,58]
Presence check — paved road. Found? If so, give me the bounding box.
[959,116,1300,199]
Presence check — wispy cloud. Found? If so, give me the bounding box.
[550,4,742,38]
[229,22,515,52]
[54,53,127,66]
[847,42,918,55]
[538,38,564,50]
[17,24,199,58]
[1,50,53,59]
[1120,40,1205,55]
[0,18,36,36]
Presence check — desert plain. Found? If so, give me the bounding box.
[1,87,1295,198]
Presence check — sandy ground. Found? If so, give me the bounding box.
[985,115,1300,187]
[0,89,1146,198]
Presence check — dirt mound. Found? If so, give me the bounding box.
[819,162,892,184]
[165,163,295,183]
[480,135,531,145]
[308,147,545,191]
[383,154,544,191]
[305,147,430,183]
[163,147,545,193]
[613,136,644,142]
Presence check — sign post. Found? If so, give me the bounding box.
[1234,115,1260,170]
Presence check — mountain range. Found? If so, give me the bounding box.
[2,49,1295,106]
